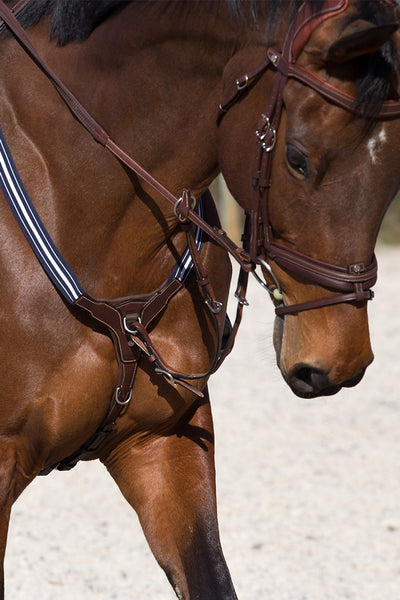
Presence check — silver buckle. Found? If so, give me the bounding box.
[235,74,249,90]
[256,116,277,152]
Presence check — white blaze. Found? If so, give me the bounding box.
[367,125,387,164]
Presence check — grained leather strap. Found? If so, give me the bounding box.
[268,244,378,294]
[0,0,30,32]
[218,55,272,119]
[275,289,374,316]
[289,0,349,59]
[268,48,400,118]
[270,240,378,316]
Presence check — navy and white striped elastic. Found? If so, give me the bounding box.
[0,128,85,303]
[0,126,202,303]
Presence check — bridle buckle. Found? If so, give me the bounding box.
[256,115,276,152]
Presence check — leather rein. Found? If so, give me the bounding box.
[0,0,399,471]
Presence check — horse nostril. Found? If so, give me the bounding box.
[287,363,339,399]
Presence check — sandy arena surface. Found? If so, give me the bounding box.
[4,245,400,600]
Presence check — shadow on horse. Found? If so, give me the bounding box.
[0,0,399,598]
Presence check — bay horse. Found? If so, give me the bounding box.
[0,0,399,598]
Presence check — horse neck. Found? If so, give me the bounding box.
[68,0,250,181]
[0,1,266,297]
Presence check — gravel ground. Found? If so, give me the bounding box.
[5,245,400,600]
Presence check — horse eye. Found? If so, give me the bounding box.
[286,145,309,178]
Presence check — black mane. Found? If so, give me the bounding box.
[4,0,315,46]
[7,0,124,45]
[4,0,399,116]
[353,0,399,116]
[228,0,316,36]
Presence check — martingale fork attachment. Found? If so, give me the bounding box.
[0,0,256,471]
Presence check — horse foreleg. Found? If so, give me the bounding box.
[0,505,9,600]
[0,439,26,600]
[103,390,237,600]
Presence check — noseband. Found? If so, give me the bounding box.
[220,0,400,315]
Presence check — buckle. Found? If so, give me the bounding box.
[256,115,277,152]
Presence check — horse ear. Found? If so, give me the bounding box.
[324,21,398,63]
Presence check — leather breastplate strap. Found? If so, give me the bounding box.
[40,194,245,473]
[40,279,184,473]
[0,0,29,32]
[43,246,242,473]
[0,0,251,473]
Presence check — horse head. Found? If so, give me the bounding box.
[218,0,400,398]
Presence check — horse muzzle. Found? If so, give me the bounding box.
[285,362,367,399]
[273,303,374,399]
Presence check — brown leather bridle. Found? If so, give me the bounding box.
[219,0,400,315]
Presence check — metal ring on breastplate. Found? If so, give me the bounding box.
[114,386,133,406]
[123,315,141,334]
[173,194,196,218]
